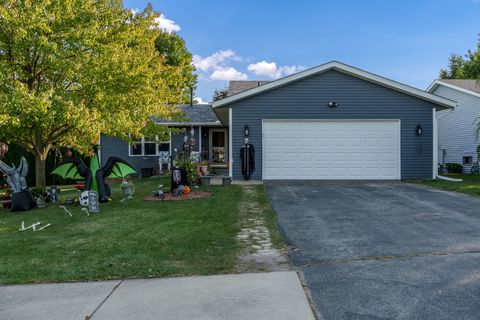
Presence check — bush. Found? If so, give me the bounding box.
[445,163,463,174]
[175,155,197,185]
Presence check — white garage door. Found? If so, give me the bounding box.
[263,120,400,180]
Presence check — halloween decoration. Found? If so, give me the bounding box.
[47,186,59,204]
[170,167,189,193]
[0,142,8,159]
[19,221,51,232]
[79,191,90,207]
[52,145,136,202]
[183,185,191,194]
[152,184,166,200]
[0,157,36,211]
[240,139,255,180]
[120,178,134,202]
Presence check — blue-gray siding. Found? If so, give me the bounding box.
[228,70,436,180]
[432,85,480,173]
[100,127,201,173]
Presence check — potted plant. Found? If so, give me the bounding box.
[197,160,209,175]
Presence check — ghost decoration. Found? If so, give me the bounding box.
[0,157,36,212]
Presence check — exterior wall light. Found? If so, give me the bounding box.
[328,102,339,108]
[416,124,423,136]
[244,125,250,137]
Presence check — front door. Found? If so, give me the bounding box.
[210,129,228,163]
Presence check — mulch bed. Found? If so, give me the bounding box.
[144,191,212,201]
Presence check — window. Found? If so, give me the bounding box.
[129,136,171,156]
[463,156,473,166]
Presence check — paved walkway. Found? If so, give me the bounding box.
[0,271,315,320]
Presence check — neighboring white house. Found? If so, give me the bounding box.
[427,79,480,173]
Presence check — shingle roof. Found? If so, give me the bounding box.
[153,104,220,125]
[227,80,272,96]
[439,79,480,94]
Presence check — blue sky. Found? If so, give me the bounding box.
[124,0,480,103]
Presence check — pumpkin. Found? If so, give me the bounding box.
[183,186,191,194]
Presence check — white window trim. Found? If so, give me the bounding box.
[128,136,172,157]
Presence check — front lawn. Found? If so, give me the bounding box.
[0,177,246,284]
[418,174,480,197]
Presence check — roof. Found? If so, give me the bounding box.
[427,79,480,99]
[227,80,271,96]
[212,61,457,109]
[153,104,222,126]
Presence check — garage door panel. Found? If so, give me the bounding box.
[263,121,400,180]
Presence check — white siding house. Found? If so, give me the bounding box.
[427,80,480,173]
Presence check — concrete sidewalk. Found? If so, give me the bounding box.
[0,271,315,320]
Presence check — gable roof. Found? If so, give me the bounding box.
[227,80,271,96]
[212,61,456,109]
[153,104,221,126]
[427,79,480,99]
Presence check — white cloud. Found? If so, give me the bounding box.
[193,50,240,73]
[194,97,209,104]
[247,61,304,79]
[211,67,248,81]
[154,13,181,33]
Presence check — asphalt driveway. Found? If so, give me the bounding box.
[265,180,480,320]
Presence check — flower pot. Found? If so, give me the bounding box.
[222,177,232,186]
[200,166,208,174]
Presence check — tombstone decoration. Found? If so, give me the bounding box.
[120,178,134,202]
[47,186,59,204]
[0,157,36,212]
[88,191,100,213]
[170,167,189,193]
[240,126,255,180]
[52,145,136,202]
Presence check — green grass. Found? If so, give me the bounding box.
[417,174,480,197]
[0,177,245,285]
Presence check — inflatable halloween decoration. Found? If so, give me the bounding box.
[52,145,136,202]
[0,157,36,212]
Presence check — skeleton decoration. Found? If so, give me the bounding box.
[0,157,35,211]
[120,179,134,202]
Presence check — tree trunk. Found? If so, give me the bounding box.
[35,154,47,187]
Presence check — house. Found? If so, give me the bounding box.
[100,104,229,175]
[101,61,456,180]
[427,79,480,173]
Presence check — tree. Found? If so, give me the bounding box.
[440,36,480,79]
[0,1,191,187]
[155,31,197,104]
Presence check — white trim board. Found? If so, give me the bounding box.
[212,61,457,109]
[426,80,480,100]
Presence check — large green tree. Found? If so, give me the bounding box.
[440,36,480,79]
[155,31,197,104]
[0,1,193,187]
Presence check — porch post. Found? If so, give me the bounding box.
[229,108,233,178]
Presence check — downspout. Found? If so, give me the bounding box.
[435,107,462,182]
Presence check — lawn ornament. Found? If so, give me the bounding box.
[240,138,255,181]
[152,184,165,200]
[173,184,185,196]
[79,191,90,206]
[59,205,73,217]
[47,186,59,204]
[120,178,134,202]
[0,157,36,212]
[19,221,51,232]
[183,185,191,194]
[52,145,136,202]
[170,167,188,192]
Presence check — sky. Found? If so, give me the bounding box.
[124,0,480,104]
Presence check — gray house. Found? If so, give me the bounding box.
[101,61,456,180]
[427,79,480,172]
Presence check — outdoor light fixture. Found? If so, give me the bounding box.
[416,124,423,136]
[328,101,339,108]
[244,125,250,137]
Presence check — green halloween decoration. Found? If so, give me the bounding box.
[51,146,136,202]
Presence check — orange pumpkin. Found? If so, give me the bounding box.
[183,186,191,194]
